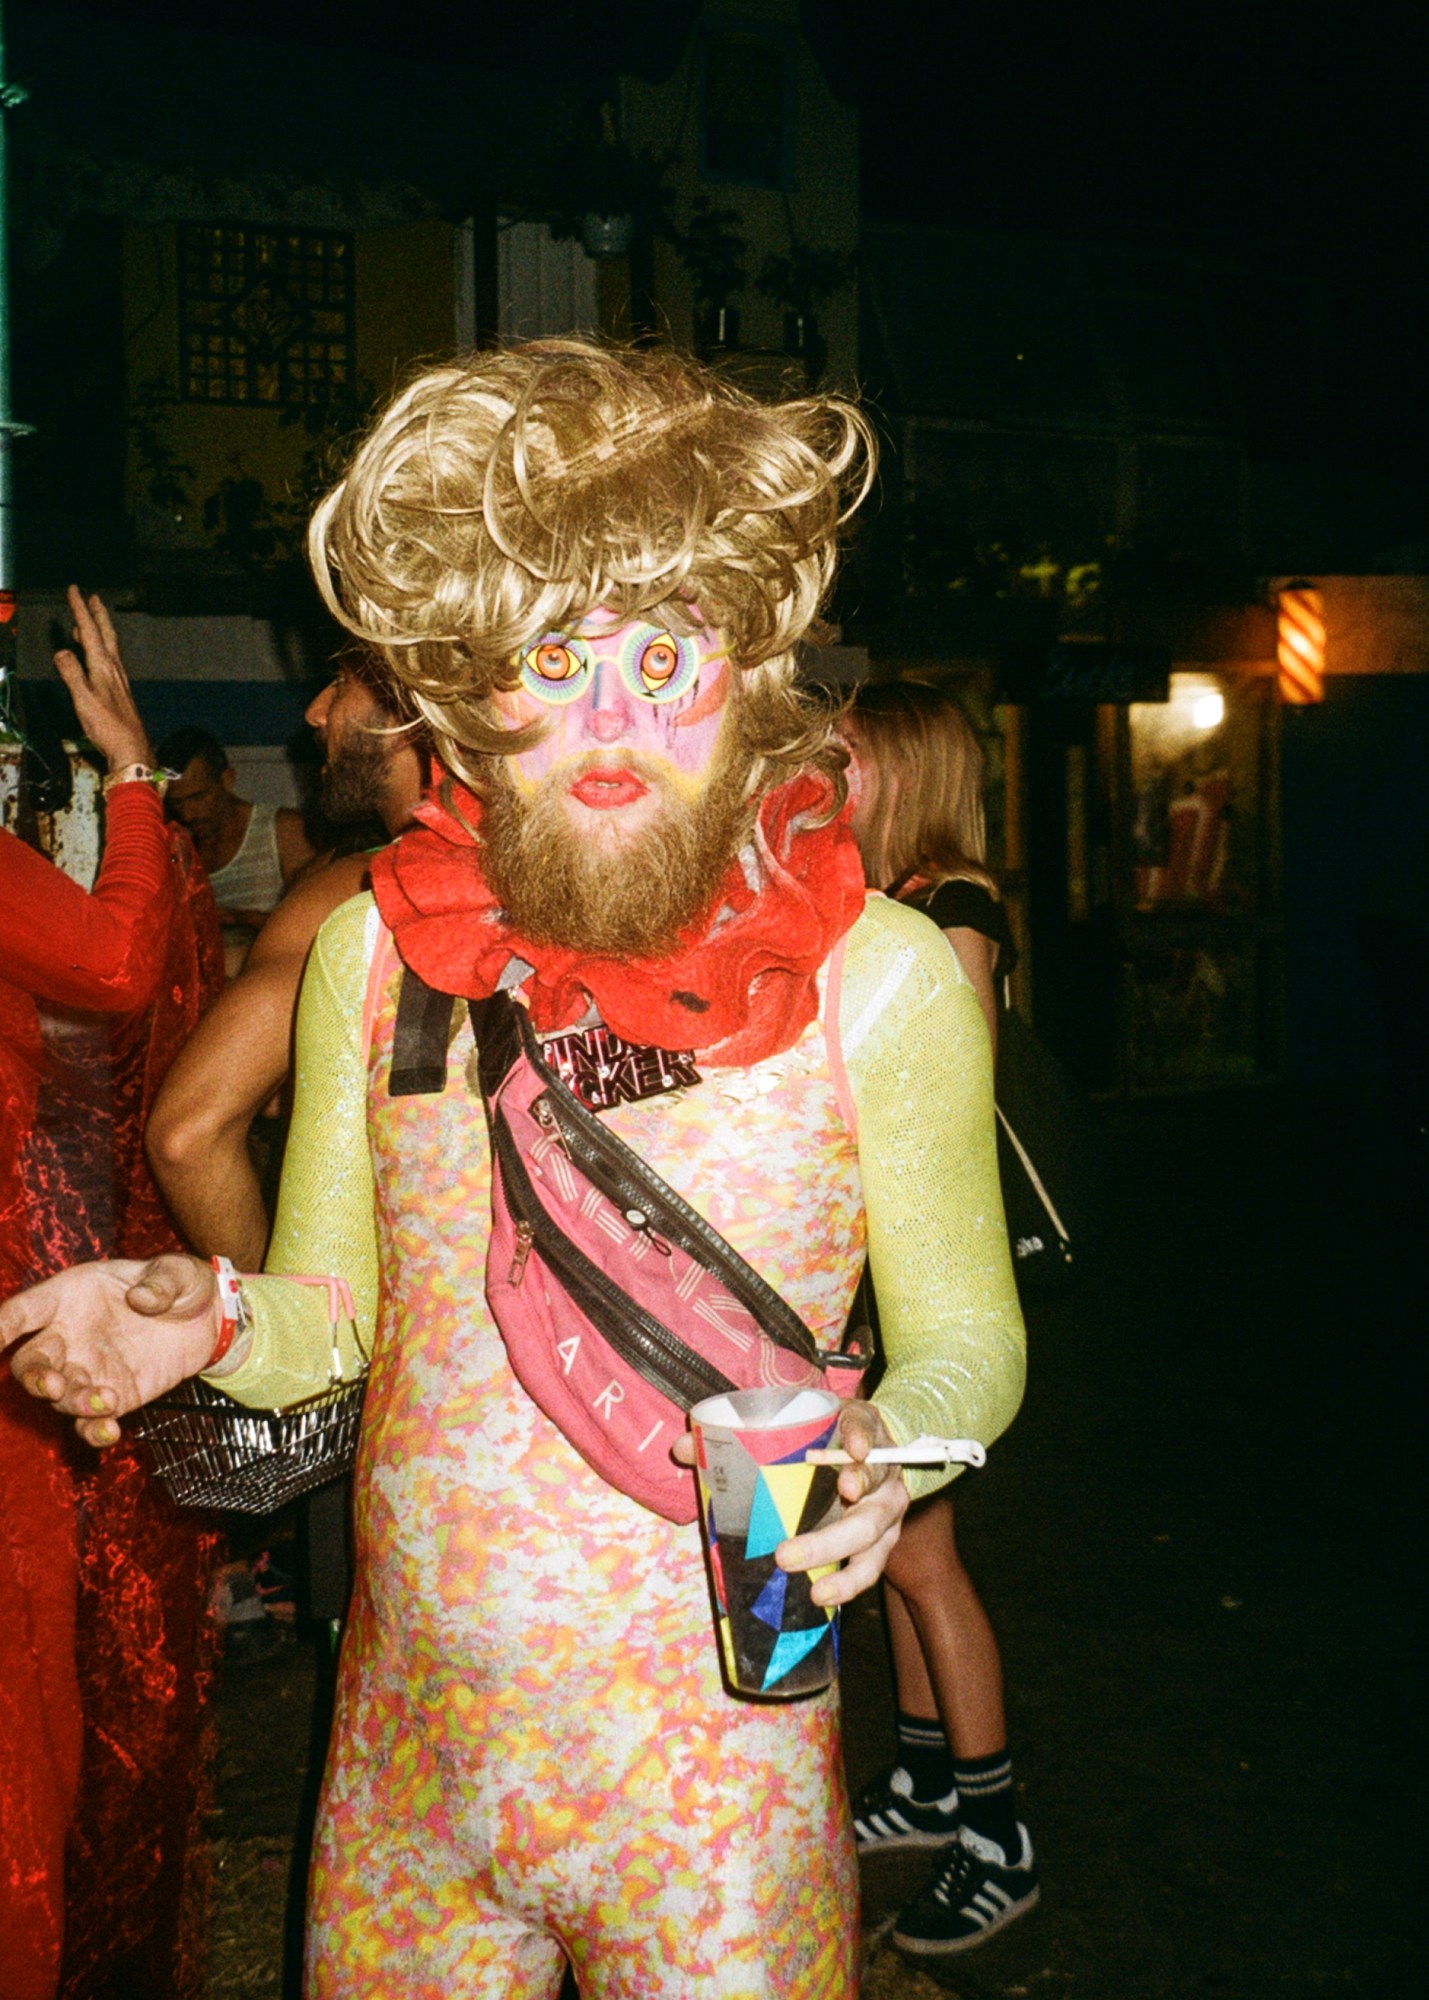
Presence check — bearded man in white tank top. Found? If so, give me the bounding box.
[157,726,315,972]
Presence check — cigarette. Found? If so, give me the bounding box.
[805,1435,987,1469]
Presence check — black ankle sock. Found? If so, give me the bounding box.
[895,1710,956,1803]
[952,1749,1021,1860]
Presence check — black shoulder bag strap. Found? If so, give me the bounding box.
[389,966,865,1376]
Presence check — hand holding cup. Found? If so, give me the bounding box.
[684,1386,909,1698]
[776,1397,909,1608]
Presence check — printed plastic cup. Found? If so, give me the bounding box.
[690,1385,845,1700]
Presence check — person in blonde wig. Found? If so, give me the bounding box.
[841,678,1040,1956]
[3,343,1027,1998]
[307,340,869,800]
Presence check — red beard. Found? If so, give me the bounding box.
[369,769,867,1066]
[480,749,757,960]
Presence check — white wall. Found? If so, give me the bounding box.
[496,221,601,342]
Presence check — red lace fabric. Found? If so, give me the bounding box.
[0,794,223,2000]
[371,770,867,1067]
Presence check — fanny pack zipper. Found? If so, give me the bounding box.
[540,1099,821,1364]
[491,1111,736,1409]
[471,992,823,1367]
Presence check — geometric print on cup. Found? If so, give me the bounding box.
[700,1421,843,1696]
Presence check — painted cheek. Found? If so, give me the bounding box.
[500,639,727,787]
[676,656,729,731]
[600,692,707,779]
[492,691,560,792]
[663,656,729,776]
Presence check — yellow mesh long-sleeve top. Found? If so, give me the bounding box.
[214,892,1025,1501]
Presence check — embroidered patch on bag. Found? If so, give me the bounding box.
[539,1024,701,1111]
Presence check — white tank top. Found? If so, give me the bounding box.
[208,799,285,916]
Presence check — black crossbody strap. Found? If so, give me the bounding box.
[485,994,821,1366]
[388,966,824,1367]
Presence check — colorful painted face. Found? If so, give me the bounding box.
[493,609,733,834]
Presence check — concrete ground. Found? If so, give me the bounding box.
[202,1090,1424,1998]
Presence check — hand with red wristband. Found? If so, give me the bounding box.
[0,1252,228,1449]
[209,1254,250,1366]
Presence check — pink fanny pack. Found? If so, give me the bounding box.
[389,974,864,1523]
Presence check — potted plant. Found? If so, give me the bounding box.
[755,240,856,385]
[549,104,675,261]
[675,195,749,352]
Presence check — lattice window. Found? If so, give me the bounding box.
[178,225,354,407]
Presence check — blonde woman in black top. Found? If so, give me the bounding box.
[842,680,1038,1956]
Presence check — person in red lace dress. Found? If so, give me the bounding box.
[0,590,222,2000]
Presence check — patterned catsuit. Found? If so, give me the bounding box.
[219,892,1026,1999]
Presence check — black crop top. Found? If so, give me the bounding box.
[905,878,1018,986]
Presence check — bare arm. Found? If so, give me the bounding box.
[52,586,151,771]
[942,924,999,1060]
[146,852,372,1267]
[275,806,318,885]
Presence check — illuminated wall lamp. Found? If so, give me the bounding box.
[1277,582,1326,704]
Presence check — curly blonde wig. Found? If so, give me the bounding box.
[307,340,877,794]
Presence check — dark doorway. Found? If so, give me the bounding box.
[1025,699,1121,1091]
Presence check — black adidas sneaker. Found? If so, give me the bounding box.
[851,1765,960,1851]
[892,1823,1040,1954]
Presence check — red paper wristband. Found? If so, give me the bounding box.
[209,1255,247,1367]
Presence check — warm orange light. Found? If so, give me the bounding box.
[1277,585,1325,704]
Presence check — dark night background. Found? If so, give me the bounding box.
[851,2,1427,555]
[5,7,1423,1997]
[13,0,1424,570]
[76,0,1427,262]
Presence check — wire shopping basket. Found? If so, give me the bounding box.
[130,1271,368,1512]
[131,1374,366,1514]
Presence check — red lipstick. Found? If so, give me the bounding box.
[569,769,649,808]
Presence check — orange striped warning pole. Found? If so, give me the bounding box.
[1277,582,1326,704]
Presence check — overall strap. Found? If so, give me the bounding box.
[387,967,520,1099]
[386,966,834,1372]
[388,966,457,1096]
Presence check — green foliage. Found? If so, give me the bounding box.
[755,242,856,316]
[129,375,196,519]
[126,369,379,573]
[900,517,1257,615]
[903,519,1108,608]
[672,195,749,310]
[270,378,380,560]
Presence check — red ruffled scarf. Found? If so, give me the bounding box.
[370,771,866,1067]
